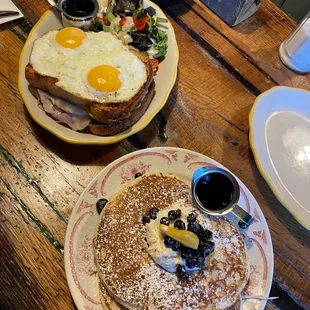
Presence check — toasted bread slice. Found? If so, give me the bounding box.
[29,80,155,136]
[25,48,154,123]
[89,81,155,136]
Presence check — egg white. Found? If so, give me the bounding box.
[30,30,147,103]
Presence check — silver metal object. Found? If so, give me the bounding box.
[46,0,61,11]
[55,0,99,30]
[0,10,19,18]
[241,296,279,300]
[200,0,261,27]
[279,10,310,74]
[191,167,254,227]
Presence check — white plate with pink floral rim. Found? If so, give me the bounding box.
[64,147,274,310]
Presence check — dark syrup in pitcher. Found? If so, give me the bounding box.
[195,172,234,211]
[62,0,95,17]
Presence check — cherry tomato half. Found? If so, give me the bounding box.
[150,59,159,72]
[119,17,126,27]
[101,15,109,25]
[150,59,159,68]
[133,16,149,32]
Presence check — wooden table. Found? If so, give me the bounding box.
[0,0,309,309]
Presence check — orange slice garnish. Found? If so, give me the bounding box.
[159,224,199,250]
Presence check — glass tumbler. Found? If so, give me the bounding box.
[279,11,310,74]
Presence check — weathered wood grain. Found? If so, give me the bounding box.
[273,254,310,309]
[178,0,310,90]
[163,1,276,93]
[11,0,50,26]
[0,185,74,310]
[0,151,66,245]
[0,0,309,309]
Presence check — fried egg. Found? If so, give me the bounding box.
[85,64,126,95]
[56,27,86,49]
[30,29,147,102]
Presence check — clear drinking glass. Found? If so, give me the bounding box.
[279,11,310,74]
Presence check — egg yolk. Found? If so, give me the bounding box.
[56,27,86,49]
[87,65,122,92]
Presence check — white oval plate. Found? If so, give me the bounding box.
[250,86,310,230]
[18,1,178,145]
[64,147,274,310]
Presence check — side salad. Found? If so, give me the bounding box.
[90,2,168,61]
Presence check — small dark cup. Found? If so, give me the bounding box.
[191,166,254,227]
[58,0,99,30]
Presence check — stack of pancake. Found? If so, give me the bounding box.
[94,174,248,309]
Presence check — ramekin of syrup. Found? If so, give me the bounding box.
[58,0,99,30]
[191,167,254,227]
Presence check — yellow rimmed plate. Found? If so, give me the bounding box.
[18,1,178,145]
[250,86,310,230]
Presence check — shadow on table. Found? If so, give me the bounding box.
[131,75,180,146]
[158,78,180,141]
[23,106,120,166]
[153,0,193,16]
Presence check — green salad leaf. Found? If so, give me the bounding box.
[128,26,137,36]
[107,11,115,22]
[113,24,122,34]
[133,5,145,19]
[89,19,110,32]
[90,6,168,59]
[90,19,103,32]
[147,16,168,58]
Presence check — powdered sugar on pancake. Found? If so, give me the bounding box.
[94,174,247,309]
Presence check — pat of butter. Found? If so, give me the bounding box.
[145,202,196,273]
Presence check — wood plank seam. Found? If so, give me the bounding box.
[164,7,262,98]
[274,246,310,281]
[0,145,68,224]
[197,95,249,134]
[0,230,50,309]
[0,176,64,253]
[271,276,309,309]
[9,28,27,42]
[181,0,281,87]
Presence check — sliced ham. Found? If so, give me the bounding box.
[37,90,91,131]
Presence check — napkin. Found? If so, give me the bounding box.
[0,0,23,26]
